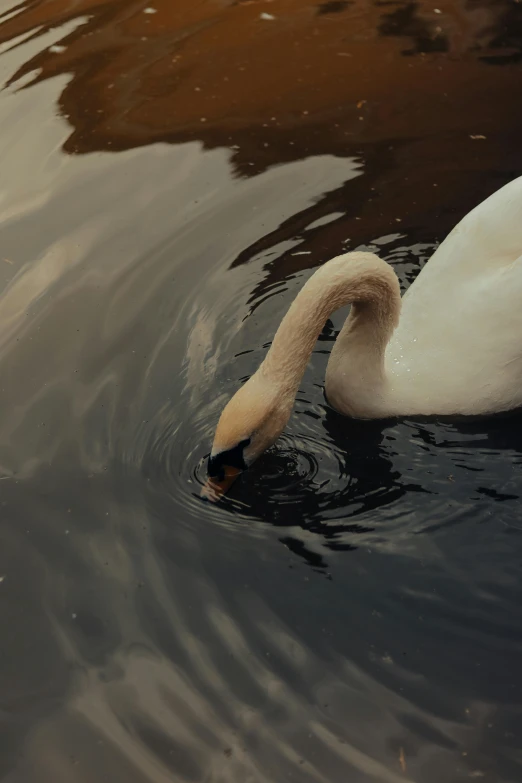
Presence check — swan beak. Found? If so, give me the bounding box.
[201,465,242,502]
[202,438,251,502]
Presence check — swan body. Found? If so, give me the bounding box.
[328,176,522,418]
[205,176,522,496]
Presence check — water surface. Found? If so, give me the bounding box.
[1,1,522,781]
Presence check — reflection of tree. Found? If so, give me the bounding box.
[316,0,353,14]
[478,0,522,64]
[1,0,520,291]
[378,2,448,55]
[0,0,521,164]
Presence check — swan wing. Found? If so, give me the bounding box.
[386,176,522,414]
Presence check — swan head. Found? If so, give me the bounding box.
[202,372,293,501]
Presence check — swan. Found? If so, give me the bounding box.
[204,175,522,498]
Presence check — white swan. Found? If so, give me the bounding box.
[205,175,522,497]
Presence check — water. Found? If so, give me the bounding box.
[0,1,522,781]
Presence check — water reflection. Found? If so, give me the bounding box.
[1,0,522,781]
[378,2,449,55]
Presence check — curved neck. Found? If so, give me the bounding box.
[259,253,401,397]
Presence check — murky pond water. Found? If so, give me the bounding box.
[1,1,522,781]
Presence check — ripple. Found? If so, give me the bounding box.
[153,236,522,571]
[132,238,437,552]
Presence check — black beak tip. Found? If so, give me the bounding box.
[207,455,223,481]
[207,438,251,480]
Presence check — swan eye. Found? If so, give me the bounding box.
[208,438,251,480]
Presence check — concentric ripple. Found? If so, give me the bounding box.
[134,235,522,571]
[135,238,447,553]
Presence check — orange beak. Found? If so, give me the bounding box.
[201,465,242,502]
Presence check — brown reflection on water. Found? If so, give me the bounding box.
[1,1,520,149]
[2,0,522,275]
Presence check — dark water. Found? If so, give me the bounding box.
[1,1,522,781]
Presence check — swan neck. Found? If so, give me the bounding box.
[260,253,401,396]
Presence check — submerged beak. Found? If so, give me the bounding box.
[201,440,251,502]
[201,465,242,502]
